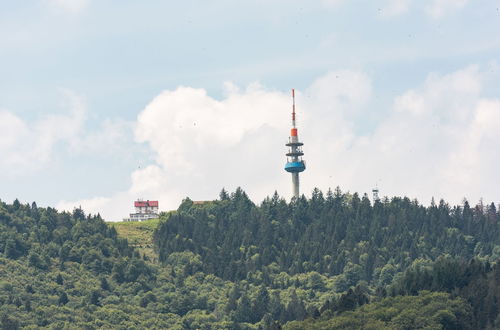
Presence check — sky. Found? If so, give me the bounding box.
[1,0,500,221]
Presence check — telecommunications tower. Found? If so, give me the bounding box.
[284,89,306,199]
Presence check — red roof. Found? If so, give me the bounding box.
[134,200,159,207]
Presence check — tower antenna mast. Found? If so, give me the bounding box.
[284,89,306,199]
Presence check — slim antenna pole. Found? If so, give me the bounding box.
[292,88,296,128]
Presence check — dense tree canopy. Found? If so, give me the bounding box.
[0,188,498,328]
[155,188,499,283]
[285,291,474,330]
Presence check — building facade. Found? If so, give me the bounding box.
[124,200,159,221]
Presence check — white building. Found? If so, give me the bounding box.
[124,200,159,221]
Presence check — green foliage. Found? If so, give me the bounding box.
[58,291,68,305]
[1,313,20,330]
[284,291,472,330]
[154,189,499,284]
[389,256,500,329]
[0,190,498,329]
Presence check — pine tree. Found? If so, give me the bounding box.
[58,291,69,305]
[252,286,270,322]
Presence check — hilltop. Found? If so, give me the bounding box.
[108,217,164,262]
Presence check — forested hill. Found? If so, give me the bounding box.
[0,200,158,328]
[0,189,499,329]
[154,188,499,285]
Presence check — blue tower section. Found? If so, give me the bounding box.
[284,89,305,199]
[284,160,306,173]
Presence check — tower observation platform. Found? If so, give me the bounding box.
[284,89,306,198]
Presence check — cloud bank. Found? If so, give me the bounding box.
[0,89,130,179]
[57,65,500,221]
[0,90,85,176]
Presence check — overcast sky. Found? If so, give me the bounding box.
[1,0,500,220]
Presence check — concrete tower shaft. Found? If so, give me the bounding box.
[292,172,299,198]
[284,89,306,199]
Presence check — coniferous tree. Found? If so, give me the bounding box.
[55,273,64,285]
[234,294,252,323]
[58,291,69,306]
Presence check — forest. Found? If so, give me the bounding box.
[0,188,499,329]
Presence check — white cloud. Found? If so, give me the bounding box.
[393,66,481,117]
[135,84,289,172]
[58,66,500,221]
[0,89,131,178]
[0,90,85,175]
[71,118,132,154]
[0,111,29,153]
[425,0,469,19]
[45,0,90,14]
[329,65,497,205]
[57,196,110,215]
[444,99,500,197]
[130,165,168,195]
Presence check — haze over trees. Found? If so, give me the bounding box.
[0,188,499,328]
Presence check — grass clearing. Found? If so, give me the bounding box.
[108,218,162,262]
